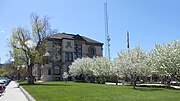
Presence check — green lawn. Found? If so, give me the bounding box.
[20,82,180,101]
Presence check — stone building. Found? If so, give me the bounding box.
[0,58,2,68]
[33,33,103,81]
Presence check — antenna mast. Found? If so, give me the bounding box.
[127,31,130,49]
[104,1,111,60]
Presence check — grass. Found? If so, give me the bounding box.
[20,81,180,101]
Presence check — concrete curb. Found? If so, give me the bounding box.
[19,86,36,101]
[15,82,36,101]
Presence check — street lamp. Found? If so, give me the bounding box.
[17,66,20,81]
[43,52,51,63]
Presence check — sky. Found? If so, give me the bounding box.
[0,0,180,63]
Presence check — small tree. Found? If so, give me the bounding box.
[69,57,94,81]
[62,72,69,83]
[0,60,16,79]
[148,40,180,83]
[113,46,150,89]
[92,57,112,84]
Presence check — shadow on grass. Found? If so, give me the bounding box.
[134,87,164,91]
[20,83,71,87]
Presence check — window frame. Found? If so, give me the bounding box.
[65,52,73,62]
[74,44,82,59]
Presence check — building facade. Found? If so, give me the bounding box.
[0,64,3,69]
[33,33,103,81]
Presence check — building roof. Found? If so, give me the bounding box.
[49,33,103,45]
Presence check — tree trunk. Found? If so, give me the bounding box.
[133,76,137,89]
[133,80,136,89]
[161,75,165,84]
[27,65,35,85]
[115,75,118,85]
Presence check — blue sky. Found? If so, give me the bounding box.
[0,0,180,63]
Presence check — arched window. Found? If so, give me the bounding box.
[54,66,60,75]
[88,47,95,58]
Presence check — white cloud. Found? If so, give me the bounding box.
[6,35,9,38]
[0,27,6,33]
[0,30,5,33]
[25,40,36,49]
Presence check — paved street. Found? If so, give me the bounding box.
[0,81,28,101]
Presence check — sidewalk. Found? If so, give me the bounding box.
[170,85,180,90]
[106,82,180,90]
[0,81,28,101]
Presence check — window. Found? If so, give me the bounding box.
[88,47,95,58]
[66,42,72,48]
[54,66,60,75]
[74,53,82,59]
[45,57,49,64]
[65,52,73,61]
[48,69,51,75]
[57,51,61,61]
[74,44,82,59]
[53,43,61,47]
[65,52,69,61]
[74,53,77,59]
[43,56,49,64]
[78,45,82,48]
[54,69,60,74]
[69,53,73,61]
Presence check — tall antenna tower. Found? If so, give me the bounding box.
[127,31,130,49]
[104,1,111,60]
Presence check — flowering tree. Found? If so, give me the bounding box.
[69,57,94,81]
[69,57,93,76]
[113,46,150,89]
[92,57,112,83]
[69,57,112,83]
[148,40,180,82]
[62,72,69,83]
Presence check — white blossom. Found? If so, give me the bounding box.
[148,40,180,77]
[69,57,112,77]
[62,72,69,79]
[113,46,150,79]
